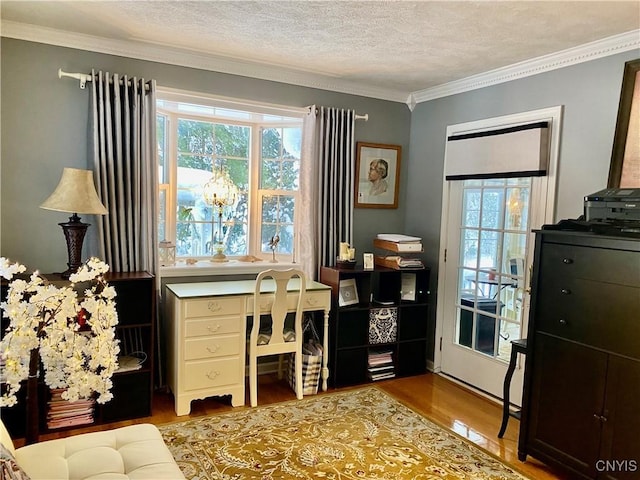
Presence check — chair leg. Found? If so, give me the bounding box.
[295,352,303,400]
[277,354,284,379]
[249,353,258,407]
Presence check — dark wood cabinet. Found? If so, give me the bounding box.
[519,229,640,480]
[320,266,430,387]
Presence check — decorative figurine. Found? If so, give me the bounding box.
[268,234,280,263]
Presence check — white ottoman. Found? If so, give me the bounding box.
[1,421,185,480]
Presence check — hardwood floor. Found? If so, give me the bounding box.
[17,373,570,479]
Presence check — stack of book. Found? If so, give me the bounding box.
[373,234,424,270]
[367,349,395,381]
[47,388,95,429]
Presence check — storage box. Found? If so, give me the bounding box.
[369,307,398,344]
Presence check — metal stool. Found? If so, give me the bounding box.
[498,338,527,438]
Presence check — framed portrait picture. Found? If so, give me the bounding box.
[608,58,640,188]
[355,142,401,209]
[338,278,359,306]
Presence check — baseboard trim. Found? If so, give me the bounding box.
[436,372,502,407]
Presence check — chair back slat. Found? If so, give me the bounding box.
[249,268,307,406]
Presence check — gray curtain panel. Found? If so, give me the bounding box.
[90,70,158,274]
[316,107,356,276]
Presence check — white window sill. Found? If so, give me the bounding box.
[159,259,299,278]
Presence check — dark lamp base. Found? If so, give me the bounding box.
[59,213,90,278]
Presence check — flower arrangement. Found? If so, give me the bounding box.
[0,257,120,413]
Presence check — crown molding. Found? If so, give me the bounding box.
[412,30,640,104]
[2,21,638,107]
[0,20,409,103]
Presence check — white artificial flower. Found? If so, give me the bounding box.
[0,257,119,407]
[0,258,26,279]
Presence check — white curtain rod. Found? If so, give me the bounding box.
[58,68,151,90]
[59,69,368,120]
[58,68,92,89]
[311,106,368,121]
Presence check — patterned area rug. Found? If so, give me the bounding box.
[159,387,529,479]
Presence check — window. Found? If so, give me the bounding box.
[157,92,304,262]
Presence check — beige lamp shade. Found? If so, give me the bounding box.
[40,168,108,215]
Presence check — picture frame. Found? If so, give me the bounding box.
[363,253,374,270]
[355,142,401,209]
[401,272,417,301]
[608,58,640,188]
[338,278,359,306]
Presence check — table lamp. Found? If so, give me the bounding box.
[40,167,108,277]
[202,170,237,262]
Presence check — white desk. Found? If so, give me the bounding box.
[165,279,331,415]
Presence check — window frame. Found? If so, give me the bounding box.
[156,90,305,264]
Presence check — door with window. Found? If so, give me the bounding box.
[437,107,562,402]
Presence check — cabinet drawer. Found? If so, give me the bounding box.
[185,316,240,337]
[184,357,241,391]
[541,242,639,287]
[535,278,640,358]
[183,297,244,318]
[184,334,241,360]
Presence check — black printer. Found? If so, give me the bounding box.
[584,187,640,222]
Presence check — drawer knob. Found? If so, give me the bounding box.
[207,324,221,333]
[562,258,573,264]
[207,301,222,312]
[560,288,571,295]
[206,370,220,380]
[559,318,567,326]
[207,344,221,354]
[306,296,319,306]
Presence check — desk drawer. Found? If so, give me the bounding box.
[183,297,244,318]
[184,334,241,360]
[185,316,240,337]
[184,357,241,391]
[541,242,639,287]
[246,291,329,314]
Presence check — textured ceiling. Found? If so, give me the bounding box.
[2,1,639,100]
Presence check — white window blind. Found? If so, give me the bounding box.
[445,122,549,180]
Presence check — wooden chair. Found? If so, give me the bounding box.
[249,268,306,407]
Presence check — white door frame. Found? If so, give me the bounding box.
[433,106,564,378]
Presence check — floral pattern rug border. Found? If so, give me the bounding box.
[159,386,530,479]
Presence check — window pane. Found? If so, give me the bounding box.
[505,186,530,231]
[261,127,301,190]
[178,119,215,156]
[479,230,499,269]
[282,127,301,159]
[157,114,168,183]
[461,228,479,268]
[214,124,249,157]
[158,188,167,241]
[261,194,295,254]
[480,189,503,229]
[462,188,481,228]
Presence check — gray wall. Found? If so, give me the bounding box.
[0,38,410,273]
[406,50,639,360]
[2,38,636,364]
